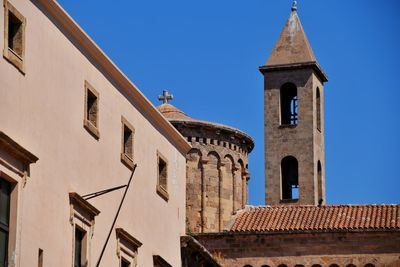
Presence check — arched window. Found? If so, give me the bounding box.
[364,264,375,267]
[294,265,305,267]
[281,156,299,200]
[316,87,321,130]
[243,265,253,267]
[317,160,323,204]
[277,265,288,267]
[280,83,298,125]
[312,265,322,267]
[261,265,271,267]
[346,264,357,267]
[329,264,339,267]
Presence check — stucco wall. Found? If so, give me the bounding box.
[0,0,187,266]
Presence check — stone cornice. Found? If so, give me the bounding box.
[69,192,100,218]
[115,228,142,249]
[0,131,39,164]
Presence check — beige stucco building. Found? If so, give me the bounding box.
[1,1,399,267]
[0,0,193,266]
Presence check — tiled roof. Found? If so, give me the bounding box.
[229,205,400,233]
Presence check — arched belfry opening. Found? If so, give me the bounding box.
[316,87,321,131]
[280,83,298,125]
[281,156,299,200]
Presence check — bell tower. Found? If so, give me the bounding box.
[260,1,328,206]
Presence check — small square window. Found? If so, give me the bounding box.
[3,1,26,73]
[156,152,169,201]
[121,117,135,170]
[83,81,99,139]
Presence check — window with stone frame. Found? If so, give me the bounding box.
[3,1,26,72]
[83,81,100,139]
[153,255,172,267]
[156,152,169,201]
[69,193,100,267]
[121,117,135,170]
[0,132,38,267]
[115,228,142,267]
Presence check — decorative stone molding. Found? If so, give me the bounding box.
[0,131,38,165]
[69,192,100,228]
[116,228,142,267]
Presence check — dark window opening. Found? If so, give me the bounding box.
[280,83,298,125]
[281,156,299,200]
[0,178,11,267]
[158,157,167,191]
[74,227,85,267]
[123,125,133,159]
[8,12,23,57]
[86,89,98,127]
[121,258,131,267]
[317,161,323,204]
[316,87,321,131]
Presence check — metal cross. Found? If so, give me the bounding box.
[158,90,173,104]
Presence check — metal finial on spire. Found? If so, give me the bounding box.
[291,0,297,12]
[158,90,173,104]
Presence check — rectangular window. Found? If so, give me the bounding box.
[0,178,11,267]
[156,152,169,201]
[123,126,133,157]
[83,81,100,138]
[120,117,135,170]
[3,1,26,72]
[74,227,87,267]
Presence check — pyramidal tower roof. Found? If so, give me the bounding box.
[261,2,328,82]
[266,6,316,66]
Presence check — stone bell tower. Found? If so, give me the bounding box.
[260,2,328,206]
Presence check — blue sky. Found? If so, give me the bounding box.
[57,0,399,205]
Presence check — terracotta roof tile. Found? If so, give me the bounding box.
[229,205,400,233]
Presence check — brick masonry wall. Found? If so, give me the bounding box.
[173,123,251,233]
[263,68,325,206]
[196,231,400,267]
